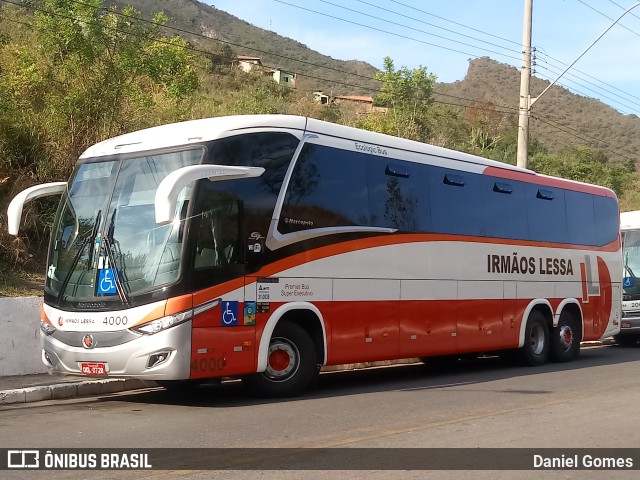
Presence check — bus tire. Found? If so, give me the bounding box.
[550,311,581,362]
[243,321,319,398]
[519,311,550,366]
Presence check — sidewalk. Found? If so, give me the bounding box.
[0,373,158,406]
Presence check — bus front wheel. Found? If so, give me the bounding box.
[243,321,319,398]
[519,311,550,366]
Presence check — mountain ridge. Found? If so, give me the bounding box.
[109,0,640,164]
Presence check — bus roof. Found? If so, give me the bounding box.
[78,114,615,198]
[80,115,308,159]
[80,115,529,173]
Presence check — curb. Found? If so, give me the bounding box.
[0,379,158,406]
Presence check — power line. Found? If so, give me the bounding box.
[576,0,640,39]
[60,0,521,113]
[607,0,640,22]
[534,63,640,115]
[531,113,637,163]
[0,0,516,113]
[273,0,523,63]
[346,0,521,55]
[1,0,637,162]
[387,0,521,46]
[535,50,640,107]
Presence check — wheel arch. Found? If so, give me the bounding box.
[518,299,554,348]
[256,302,327,372]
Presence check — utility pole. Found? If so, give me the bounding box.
[516,0,533,169]
[517,1,640,170]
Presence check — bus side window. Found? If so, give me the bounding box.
[194,211,217,268]
[193,201,242,269]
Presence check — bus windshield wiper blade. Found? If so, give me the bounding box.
[87,209,102,269]
[103,208,130,306]
[55,218,99,306]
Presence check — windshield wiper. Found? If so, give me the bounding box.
[102,208,131,306]
[87,209,102,269]
[55,213,102,306]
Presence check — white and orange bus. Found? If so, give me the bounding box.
[7,115,622,397]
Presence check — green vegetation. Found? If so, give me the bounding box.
[0,0,638,295]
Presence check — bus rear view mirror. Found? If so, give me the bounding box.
[7,182,67,236]
[154,164,264,225]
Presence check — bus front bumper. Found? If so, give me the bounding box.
[40,321,192,380]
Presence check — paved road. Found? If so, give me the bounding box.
[2,343,640,479]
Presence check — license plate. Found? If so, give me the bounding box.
[80,362,107,376]
[621,321,632,329]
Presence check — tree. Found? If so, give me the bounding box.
[358,57,436,142]
[0,0,200,269]
[0,0,199,180]
[529,146,633,197]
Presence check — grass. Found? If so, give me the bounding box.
[0,267,44,297]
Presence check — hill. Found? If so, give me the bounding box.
[105,0,640,164]
[437,57,640,165]
[106,0,380,96]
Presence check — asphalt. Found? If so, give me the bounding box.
[0,342,614,406]
[0,360,419,406]
[0,373,159,406]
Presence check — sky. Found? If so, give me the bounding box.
[205,0,640,116]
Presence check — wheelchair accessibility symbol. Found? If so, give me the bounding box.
[98,268,117,295]
[221,301,238,326]
[624,277,634,288]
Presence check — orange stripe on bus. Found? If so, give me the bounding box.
[190,235,620,302]
[165,294,194,316]
[193,278,246,307]
[40,303,52,326]
[252,234,620,279]
[129,303,167,328]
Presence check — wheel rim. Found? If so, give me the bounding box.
[530,322,546,355]
[558,324,574,352]
[264,337,299,382]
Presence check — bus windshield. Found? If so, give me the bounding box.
[45,148,204,304]
[623,229,640,298]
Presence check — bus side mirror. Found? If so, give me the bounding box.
[7,182,67,236]
[154,165,264,225]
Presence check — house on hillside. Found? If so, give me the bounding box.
[270,68,296,88]
[314,91,330,105]
[314,93,387,114]
[236,55,263,73]
[235,56,296,88]
[334,95,387,113]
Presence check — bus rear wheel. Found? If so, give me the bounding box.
[550,311,581,362]
[519,311,550,366]
[243,322,318,398]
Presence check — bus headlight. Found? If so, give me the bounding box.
[131,310,193,335]
[40,320,56,336]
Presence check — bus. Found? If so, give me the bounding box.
[619,210,640,345]
[7,115,622,397]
